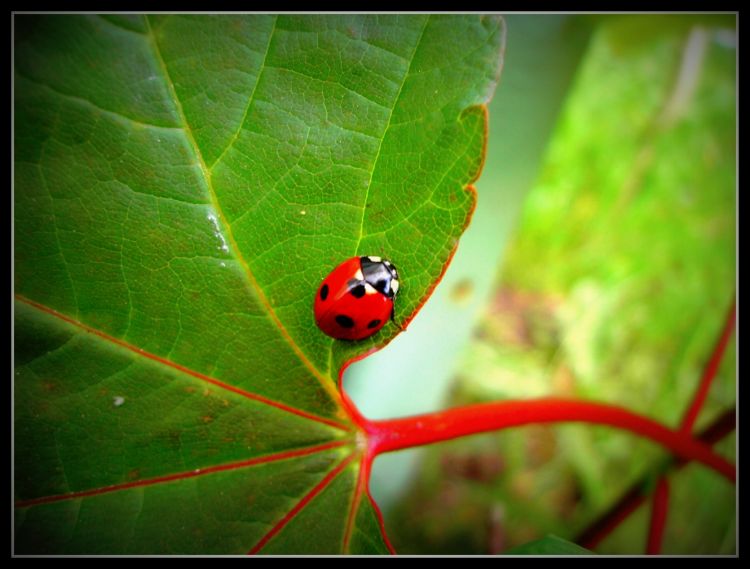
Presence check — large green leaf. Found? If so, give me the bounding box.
[14,14,503,554]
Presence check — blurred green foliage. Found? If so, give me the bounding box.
[505,534,594,555]
[389,15,736,555]
[352,13,593,515]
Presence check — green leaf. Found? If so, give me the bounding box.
[14,14,503,554]
[506,535,595,556]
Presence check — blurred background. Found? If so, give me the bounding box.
[345,14,736,554]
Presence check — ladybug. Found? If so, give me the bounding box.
[314,256,400,341]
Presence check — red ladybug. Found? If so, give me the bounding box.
[314,256,400,341]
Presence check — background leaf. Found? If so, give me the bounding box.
[385,15,735,555]
[347,14,593,515]
[506,535,594,555]
[14,14,503,554]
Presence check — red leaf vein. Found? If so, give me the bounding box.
[15,440,348,509]
[248,453,356,555]
[15,295,350,432]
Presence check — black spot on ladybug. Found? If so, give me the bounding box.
[335,315,355,328]
[320,284,329,301]
[367,319,381,329]
[349,284,366,298]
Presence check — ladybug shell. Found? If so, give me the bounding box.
[314,256,398,341]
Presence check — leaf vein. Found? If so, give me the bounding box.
[97,14,147,35]
[352,16,430,257]
[37,156,79,318]
[248,453,356,554]
[15,70,182,131]
[144,16,344,410]
[264,63,391,114]
[14,441,350,509]
[209,15,278,171]
[15,295,351,433]
[325,17,430,375]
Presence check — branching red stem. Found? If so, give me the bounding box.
[680,298,736,434]
[363,398,735,482]
[338,298,737,554]
[646,478,670,555]
[576,407,735,549]
[574,296,736,551]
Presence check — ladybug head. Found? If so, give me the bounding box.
[360,256,400,299]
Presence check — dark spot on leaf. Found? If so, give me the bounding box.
[335,315,354,328]
[350,284,365,298]
[367,319,381,329]
[320,283,329,301]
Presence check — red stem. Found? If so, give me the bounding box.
[364,398,735,483]
[646,478,670,555]
[339,297,737,554]
[580,485,646,551]
[679,298,736,435]
[577,407,735,549]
